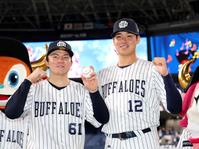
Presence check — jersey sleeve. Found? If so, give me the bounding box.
[151,65,182,114]
[84,90,101,128]
[152,66,167,110]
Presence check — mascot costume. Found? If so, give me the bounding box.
[0,37,32,149]
[177,52,199,149]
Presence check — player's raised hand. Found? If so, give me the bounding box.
[26,67,47,83]
[153,57,168,76]
[81,66,98,93]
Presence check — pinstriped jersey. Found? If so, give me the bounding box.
[0,111,29,149]
[177,128,193,149]
[98,58,167,134]
[23,80,100,149]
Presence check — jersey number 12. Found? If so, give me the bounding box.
[128,100,143,112]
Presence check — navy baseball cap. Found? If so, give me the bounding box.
[111,18,139,37]
[47,40,74,57]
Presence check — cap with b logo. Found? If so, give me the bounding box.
[111,18,139,37]
[47,40,74,57]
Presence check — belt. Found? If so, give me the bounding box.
[111,128,151,140]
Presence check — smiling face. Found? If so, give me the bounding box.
[46,49,72,76]
[113,32,140,57]
[0,56,31,109]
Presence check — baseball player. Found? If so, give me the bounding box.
[0,37,32,149]
[5,40,109,149]
[97,18,182,149]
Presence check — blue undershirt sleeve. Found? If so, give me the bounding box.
[5,79,32,119]
[89,91,109,124]
[163,74,182,114]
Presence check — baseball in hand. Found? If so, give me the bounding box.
[82,66,93,78]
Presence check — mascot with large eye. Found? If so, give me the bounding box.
[177,52,199,149]
[0,37,32,149]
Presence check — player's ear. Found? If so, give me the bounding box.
[70,58,73,67]
[112,37,116,45]
[136,35,140,44]
[45,56,49,67]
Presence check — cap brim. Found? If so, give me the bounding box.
[111,30,139,37]
[47,47,74,57]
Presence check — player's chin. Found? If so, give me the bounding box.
[53,70,68,75]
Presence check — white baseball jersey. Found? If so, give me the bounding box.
[177,128,193,149]
[22,80,100,149]
[0,111,29,149]
[97,58,167,149]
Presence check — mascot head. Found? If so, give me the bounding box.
[0,37,32,109]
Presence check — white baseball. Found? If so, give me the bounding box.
[82,66,93,78]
